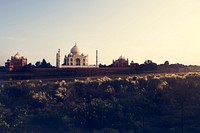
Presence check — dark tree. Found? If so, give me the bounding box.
[21,63,35,72]
[0,66,5,72]
[35,61,41,67]
[33,59,54,68]
[164,61,170,65]
[144,60,153,65]
[143,60,158,71]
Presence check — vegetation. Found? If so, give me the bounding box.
[21,59,54,72]
[1,73,200,132]
[34,59,54,68]
[99,60,189,73]
[0,66,5,72]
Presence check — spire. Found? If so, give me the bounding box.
[56,49,61,68]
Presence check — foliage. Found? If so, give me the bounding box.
[1,72,200,132]
[21,59,54,72]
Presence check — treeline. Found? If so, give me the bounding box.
[0,59,199,73]
[0,59,54,72]
[1,73,200,132]
[21,59,189,74]
[100,60,188,73]
[23,59,54,69]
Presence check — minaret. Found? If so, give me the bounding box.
[96,50,99,68]
[56,49,60,68]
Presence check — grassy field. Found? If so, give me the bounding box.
[0,72,200,133]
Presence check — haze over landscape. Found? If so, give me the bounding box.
[1,0,200,66]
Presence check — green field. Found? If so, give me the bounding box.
[0,72,200,133]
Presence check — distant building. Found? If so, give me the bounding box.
[62,44,89,67]
[5,52,27,72]
[112,56,129,67]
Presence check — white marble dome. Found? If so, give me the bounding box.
[14,52,21,59]
[70,44,81,55]
[63,43,89,67]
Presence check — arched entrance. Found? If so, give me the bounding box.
[76,58,81,65]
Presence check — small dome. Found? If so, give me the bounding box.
[118,56,125,60]
[14,52,21,59]
[70,44,81,55]
[68,53,73,57]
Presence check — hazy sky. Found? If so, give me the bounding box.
[1,0,200,66]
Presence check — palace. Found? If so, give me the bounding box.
[63,44,88,66]
[112,56,129,67]
[56,43,98,68]
[5,52,27,71]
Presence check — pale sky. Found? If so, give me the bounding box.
[1,0,200,66]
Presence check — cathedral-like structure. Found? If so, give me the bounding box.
[62,44,88,67]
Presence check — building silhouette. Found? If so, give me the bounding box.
[112,56,129,67]
[5,52,27,71]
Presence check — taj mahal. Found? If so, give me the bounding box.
[56,43,98,68]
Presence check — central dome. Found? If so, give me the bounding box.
[14,52,21,59]
[70,44,81,55]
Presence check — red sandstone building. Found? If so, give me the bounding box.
[5,53,27,72]
[112,56,129,67]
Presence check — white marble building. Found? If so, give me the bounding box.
[62,44,88,67]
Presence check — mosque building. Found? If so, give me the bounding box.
[5,52,27,71]
[112,56,129,67]
[56,43,98,68]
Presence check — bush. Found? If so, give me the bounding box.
[1,73,200,132]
